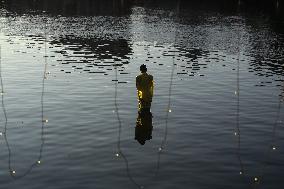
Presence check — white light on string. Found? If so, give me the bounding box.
[43,119,48,123]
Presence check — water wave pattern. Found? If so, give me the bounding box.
[0,3,284,189]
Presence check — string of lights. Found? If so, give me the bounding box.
[234,20,283,188]
[114,61,141,188]
[156,1,179,173]
[0,16,48,179]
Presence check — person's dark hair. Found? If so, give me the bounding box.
[140,64,147,73]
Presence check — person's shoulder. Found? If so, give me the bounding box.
[136,74,142,79]
[148,74,153,79]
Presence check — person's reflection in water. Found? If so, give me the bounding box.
[135,109,153,145]
[135,64,154,145]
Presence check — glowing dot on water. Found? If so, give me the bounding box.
[158,147,162,151]
[0,132,2,136]
[272,146,276,150]
[115,153,119,157]
[239,171,243,175]
[254,177,259,182]
[234,91,237,95]
[43,119,48,123]
[168,109,172,113]
[37,160,41,164]
[12,170,16,174]
[234,132,238,136]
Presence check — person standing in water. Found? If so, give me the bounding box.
[136,64,154,112]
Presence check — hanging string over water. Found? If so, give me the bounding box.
[234,19,283,189]
[156,0,179,173]
[114,61,141,188]
[0,16,48,179]
[234,20,251,188]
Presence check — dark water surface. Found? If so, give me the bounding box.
[0,0,284,189]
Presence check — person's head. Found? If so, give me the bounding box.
[140,64,147,73]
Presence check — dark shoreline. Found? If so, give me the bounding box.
[0,0,283,19]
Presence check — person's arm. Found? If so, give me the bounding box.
[136,76,141,90]
[150,76,154,98]
[136,76,139,90]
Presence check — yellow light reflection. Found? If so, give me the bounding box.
[138,91,143,99]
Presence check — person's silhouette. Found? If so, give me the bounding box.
[136,64,154,111]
